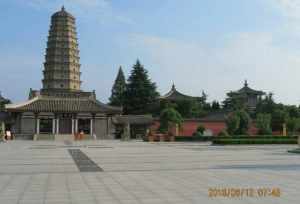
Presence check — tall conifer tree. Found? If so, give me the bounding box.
[124,60,159,114]
[109,66,126,107]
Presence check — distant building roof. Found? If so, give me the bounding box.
[6,95,122,114]
[235,80,265,95]
[160,84,200,101]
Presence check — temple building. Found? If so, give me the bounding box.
[6,7,122,140]
[160,84,201,102]
[224,80,265,111]
[0,92,11,134]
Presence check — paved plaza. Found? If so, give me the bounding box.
[0,140,299,204]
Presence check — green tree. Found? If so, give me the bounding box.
[223,92,246,110]
[235,110,251,135]
[109,66,126,107]
[226,113,240,135]
[286,105,300,118]
[159,107,183,133]
[286,117,300,135]
[0,92,11,111]
[194,125,206,136]
[255,93,276,114]
[255,93,289,131]
[211,100,220,110]
[256,113,272,135]
[124,60,159,114]
[271,109,289,131]
[226,110,251,135]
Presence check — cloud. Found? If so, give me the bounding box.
[272,0,300,19]
[18,0,134,25]
[128,32,300,105]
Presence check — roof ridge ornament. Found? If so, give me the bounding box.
[171,83,176,91]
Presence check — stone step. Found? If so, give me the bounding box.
[34,134,55,141]
[33,134,97,141]
[54,134,74,141]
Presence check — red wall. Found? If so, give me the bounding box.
[151,120,258,136]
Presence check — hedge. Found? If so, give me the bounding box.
[212,136,298,145]
[175,136,213,142]
[143,135,298,144]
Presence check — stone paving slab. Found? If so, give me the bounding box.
[0,141,299,203]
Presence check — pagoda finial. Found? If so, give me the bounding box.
[244,80,248,87]
[171,83,176,91]
[61,5,65,11]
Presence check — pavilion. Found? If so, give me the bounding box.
[225,80,265,111]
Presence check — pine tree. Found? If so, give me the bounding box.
[124,60,159,114]
[109,66,126,107]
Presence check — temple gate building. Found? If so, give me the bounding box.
[6,7,122,140]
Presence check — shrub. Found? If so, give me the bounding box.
[159,107,183,133]
[218,130,230,137]
[226,110,251,135]
[256,113,272,135]
[287,117,300,135]
[212,136,297,145]
[193,125,206,137]
[226,113,240,135]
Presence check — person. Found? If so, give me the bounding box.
[6,131,12,141]
[79,130,84,140]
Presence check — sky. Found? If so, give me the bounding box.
[1,0,300,105]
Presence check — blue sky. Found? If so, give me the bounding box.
[1,0,300,105]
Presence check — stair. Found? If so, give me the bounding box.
[54,134,74,142]
[34,134,55,141]
[33,134,96,141]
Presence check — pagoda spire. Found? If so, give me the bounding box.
[171,83,176,91]
[42,7,81,91]
[244,80,248,87]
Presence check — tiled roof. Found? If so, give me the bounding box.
[6,96,122,114]
[237,86,264,95]
[52,6,75,19]
[236,81,265,95]
[160,84,200,101]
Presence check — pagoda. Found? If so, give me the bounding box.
[224,80,265,111]
[42,6,81,92]
[6,7,122,140]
